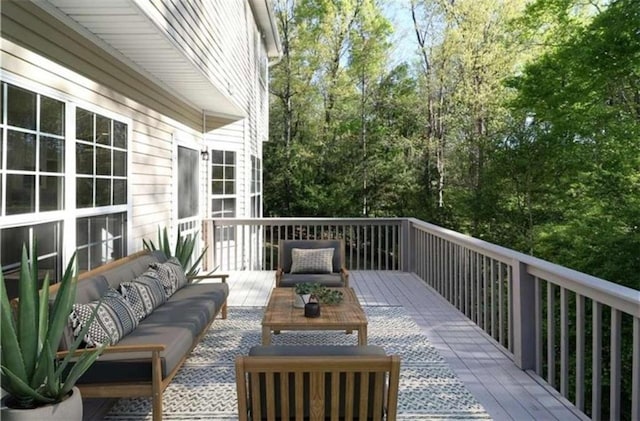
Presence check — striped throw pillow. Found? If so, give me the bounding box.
[69,288,138,347]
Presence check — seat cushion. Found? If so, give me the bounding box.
[279,273,345,288]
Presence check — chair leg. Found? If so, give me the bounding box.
[152,351,163,421]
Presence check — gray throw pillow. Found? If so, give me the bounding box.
[290,248,334,274]
[69,288,138,347]
[120,270,167,320]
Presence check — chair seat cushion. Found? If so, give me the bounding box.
[279,273,344,288]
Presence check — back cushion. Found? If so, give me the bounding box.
[280,240,342,273]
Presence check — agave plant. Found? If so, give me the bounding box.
[0,243,104,409]
[143,227,209,277]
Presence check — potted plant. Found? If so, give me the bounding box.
[1,243,105,420]
[293,282,317,308]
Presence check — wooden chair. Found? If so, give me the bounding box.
[235,346,401,420]
[276,239,349,288]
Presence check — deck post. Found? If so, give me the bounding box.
[401,219,413,273]
[512,260,535,369]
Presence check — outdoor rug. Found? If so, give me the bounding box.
[104,306,491,420]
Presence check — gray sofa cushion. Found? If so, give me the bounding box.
[247,346,387,419]
[73,281,229,383]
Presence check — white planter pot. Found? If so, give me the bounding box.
[1,387,82,421]
[293,294,311,308]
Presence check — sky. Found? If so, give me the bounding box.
[382,0,420,66]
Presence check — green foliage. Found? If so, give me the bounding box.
[0,243,104,409]
[294,282,344,304]
[142,227,208,277]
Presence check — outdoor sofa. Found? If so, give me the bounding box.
[51,250,229,421]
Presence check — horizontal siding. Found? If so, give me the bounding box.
[1,0,203,131]
[0,38,201,253]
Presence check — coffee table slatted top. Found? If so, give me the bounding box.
[261,287,368,345]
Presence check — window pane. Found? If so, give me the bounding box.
[212,165,223,180]
[6,174,35,214]
[211,150,224,164]
[76,218,88,245]
[113,150,126,176]
[76,108,93,142]
[34,223,57,256]
[212,180,223,195]
[95,146,111,175]
[76,248,88,274]
[7,130,36,171]
[76,143,94,174]
[225,181,234,194]
[95,178,111,206]
[113,121,127,148]
[113,179,126,205]
[40,176,63,211]
[226,165,235,180]
[95,115,110,145]
[7,85,36,130]
[40,96,65,135]
[225,151,235,165]
[40,137,64,173]
[1,226,29,269]
[212,198,222,213]
[76,178,93,208]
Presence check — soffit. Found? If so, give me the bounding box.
[34,0,245,121]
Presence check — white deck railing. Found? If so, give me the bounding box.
[203,217,639,421]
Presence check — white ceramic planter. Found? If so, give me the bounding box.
[1,387,82,421]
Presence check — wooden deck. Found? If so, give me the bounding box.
[228,270,588,421]
[85,269,588,420]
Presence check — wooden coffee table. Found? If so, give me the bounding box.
[261,287,368,345]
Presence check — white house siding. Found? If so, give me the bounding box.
[0,1,207,263]
[1,0,276,278]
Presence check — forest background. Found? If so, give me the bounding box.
[264,2,638,416]
[264,0,639,294]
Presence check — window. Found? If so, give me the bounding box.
[251,155,262,218]
[1,84,65,215]
[211,150,236,218]
[1,81,129,289]
[76,108,127,208]
[76,213,126,272]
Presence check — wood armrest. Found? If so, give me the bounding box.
[275,268,284,286]
[57,343,166,358]
[189,273,229,283]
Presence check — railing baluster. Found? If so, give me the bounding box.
[632,317,640,421]
[535,277,543,375]
[576,294,585,411]
[560,287,568,397]
[610,309,621,420]
[507,265,513,353]
[491,259,496,339]
[499,262,504,346]
[476,252,481,324]
[547,282,556,388]
[483,256,489,332]
[592,301,602,421]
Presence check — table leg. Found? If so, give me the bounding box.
[262,325,272,345]
[358,325,368,346]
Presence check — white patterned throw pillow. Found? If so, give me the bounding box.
[150,262,179,297]
[120,270,167,321]
[290,248,334,274]
[69,288,139,347]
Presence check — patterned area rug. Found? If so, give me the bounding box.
[104,306,491,420]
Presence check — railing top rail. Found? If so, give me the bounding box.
[409,218,639,317]
[206,217,405,225]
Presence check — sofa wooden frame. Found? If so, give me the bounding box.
[52,250,229,421]
[235,354,401,421]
